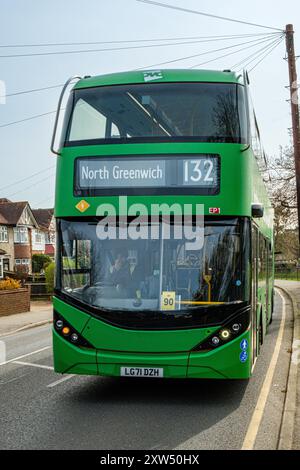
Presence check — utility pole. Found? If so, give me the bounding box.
[285,24,300,248]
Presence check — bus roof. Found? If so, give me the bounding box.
[74,69,243,89]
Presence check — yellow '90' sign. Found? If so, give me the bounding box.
[161,291,176,310]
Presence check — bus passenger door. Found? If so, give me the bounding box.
[251,225,258,363]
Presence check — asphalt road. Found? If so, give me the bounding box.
[0,291,294,450]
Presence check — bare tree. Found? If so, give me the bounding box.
[266,145,298,260]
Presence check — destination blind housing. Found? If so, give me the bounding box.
[74,154,220,196]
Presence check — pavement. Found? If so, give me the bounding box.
[0,290,297,450]
[274,280,300,450]
[0,301,52,337]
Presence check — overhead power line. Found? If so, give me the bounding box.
[136,0,284,32]
[0,37,284,130]
[0,32,279,48]
[0,34,282,99]
[3,84,63,98]
[232,35,284,70]
[33,195,54,208]
[6,174,55,198]
[136,35,277,70]
[248,37,285,72]
[231,37,282,69]
[0,35,282,59]
[0,110,57,128]
[189,35,283,69]
[0,166,55,192]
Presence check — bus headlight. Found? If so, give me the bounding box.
[220,329,231,340]
[55,319,63,330]
[53,310,93,348]
[232,323,241,333]
[71,333,79,343]
[192,307,250,352]
[211,336,220,346]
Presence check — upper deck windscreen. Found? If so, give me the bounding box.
[62,82,247,146]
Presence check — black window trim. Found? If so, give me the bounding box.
[62,81,247,148]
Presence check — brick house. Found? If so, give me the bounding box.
[32,209,55,259]
[0,199,39,274]
[0,204,16,276]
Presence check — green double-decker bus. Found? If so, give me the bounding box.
[51,69,274,380]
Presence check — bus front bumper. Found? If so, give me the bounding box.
[53,329,252,380]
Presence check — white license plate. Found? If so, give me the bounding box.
[120,367,163,378]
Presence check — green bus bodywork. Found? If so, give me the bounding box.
[53,69,274,379]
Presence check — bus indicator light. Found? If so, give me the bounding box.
[209,207,220,214]
[62,327,70,336]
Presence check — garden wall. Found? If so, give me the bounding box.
[0,286,31,316]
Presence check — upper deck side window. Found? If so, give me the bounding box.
[248,92,267,170]
[62,82,248,146]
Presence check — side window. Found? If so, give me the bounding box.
[69,99,107,141]
[69,98,122,141]
[62,239,91,270]
[258,234,267,284]
[62,239,91,290]
[111,122,121,139]
[237,85,248,143]
[268,241,273,280]
[249,94,265,170]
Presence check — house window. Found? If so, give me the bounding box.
[3,258,10,271]
[15,259,30,266]
[35,230,43,244]
[0,258,3,279]
[14,227,28,243]
[0,226,8,242]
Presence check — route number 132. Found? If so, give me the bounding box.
[184,159,214,184]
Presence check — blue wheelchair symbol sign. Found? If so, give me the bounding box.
[240,351,248,363]
[240,339,248,351]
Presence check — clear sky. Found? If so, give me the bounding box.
[0,0,299,208]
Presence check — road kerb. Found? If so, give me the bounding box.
[275,284,300,450]
[0,319,52,338]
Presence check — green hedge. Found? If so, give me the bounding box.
[45,262,55,293]
[32,254,52,273]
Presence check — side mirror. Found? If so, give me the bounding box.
[251,203,264,218]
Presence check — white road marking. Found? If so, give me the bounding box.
[241,288,287,450]
[47,374,75,388]
[0,340,6,363]
[0,372,30,386]
[0,346,51,367]
[13,361,54,371]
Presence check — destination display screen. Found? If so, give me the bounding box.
[74,155,220,196]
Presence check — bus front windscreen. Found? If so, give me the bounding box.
[63,83,247,145]
[57,218,250,321]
